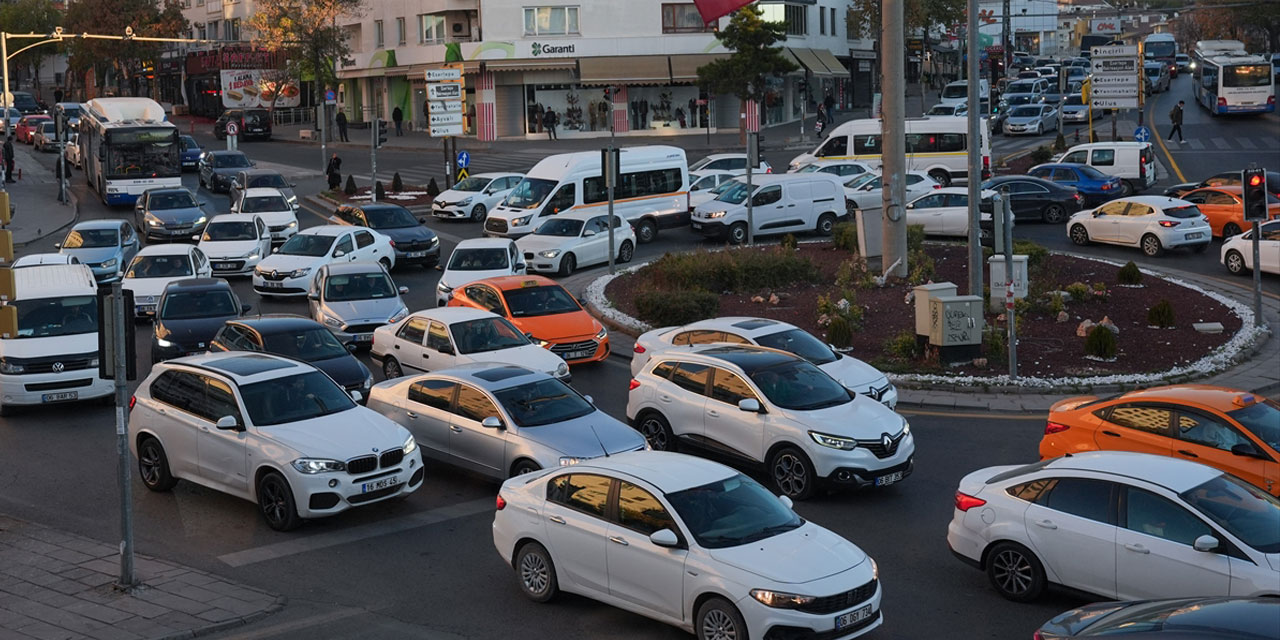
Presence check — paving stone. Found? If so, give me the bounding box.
[53,568,94,582]
[0,607,38,628]
[41,579,89,596]
[101,596,168,620]
[11,622,73,640]
[132,590,211,616]
[43,549,95,566]
[9,540,60,557]
[111,616,174,638]
[172,572,218,588]
[205,595,266,618]
[82,625,142,640]
[193,608,239,624]
[162,583,225,606]
[0,628,39,640]
[59,541,115,559]
[63,600,134,625]
[74,574,115,589]
[75,560,116,576]
[148,610,206,631]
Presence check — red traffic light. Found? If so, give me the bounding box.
[1248,174,1264,187]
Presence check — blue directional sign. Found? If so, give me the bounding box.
[457,150,470,169]
[1133,126,1152,143]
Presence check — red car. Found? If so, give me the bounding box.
[14,115,51,144]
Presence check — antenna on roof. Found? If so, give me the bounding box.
[588,424,610,458]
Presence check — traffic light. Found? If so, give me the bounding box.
[375,118,388,149]
[1242,168,1268,221]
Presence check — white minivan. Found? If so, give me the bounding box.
[0,264,113,415]
[939,79,990,106]
[790,116,991,188]
[484,145,689,244]
[690,173,847,245]
[1055,142,1158,196]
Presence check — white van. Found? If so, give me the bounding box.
[939,79,990,106]
[1055,141,1158,196]
[690,173,846,245]
[0,264,112,415]
[484,145,688,244]
[790,116,992,188]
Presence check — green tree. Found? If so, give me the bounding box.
[0,0,63,100]
[248,0,367,110]
[696,6,797,143]
[64,0,188,97]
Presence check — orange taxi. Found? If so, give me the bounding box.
[446,275,610,365]
[1041,385,1279,496]
[1180,186,1280,238]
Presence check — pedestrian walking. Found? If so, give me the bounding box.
[54,88,64,104]
[1167,100,1185,143]
[326,153,342,190]
[335,110,349,142]
[823,93,835,123]
[3,136,14,183]
[392,106,404,136]
[543,108,558,140]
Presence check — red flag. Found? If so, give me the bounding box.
[693,0,755,24]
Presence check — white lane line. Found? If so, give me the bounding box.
[217,497,492,567]
[1211,137,1229,149]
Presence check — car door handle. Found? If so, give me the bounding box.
[1123,543,1150,555]
[548,515,566,525]
[394,344,400,349]
[200,426,210,432]
[659,394,672,403]
[1177,449,1199,458]
[1033,519,1057,530]
[449,425,463,433]
[405,411,418,419]
[608,536,629,546]
[706,409,719,418]
[1101,430,1121,437]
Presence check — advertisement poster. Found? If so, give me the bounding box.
[219,70,301,109]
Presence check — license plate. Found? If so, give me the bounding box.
[136,304,156,314]
[692,222,703,229]
[562,350,593,360]
[361,476,398,493]
[42,391,78,403]
[835,604,874,630]
[875,471,904,487]
[1186,232,1203,240]
[261,281,283,289]
[353,333,373,343]
[214,262,237,269]
[407,251,427,258]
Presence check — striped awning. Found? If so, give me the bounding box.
[669,53,729,82]
[813,48,850,76]
[790,47,837,77]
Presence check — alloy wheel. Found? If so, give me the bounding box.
[701,609,739,640]
[260,478,289,527]
[772,452,808,497]
[139,443,162,485]
[640,417,669,450]
[519,551,550,596]
[991,549,1034,597]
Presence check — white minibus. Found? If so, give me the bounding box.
[789,116,991,187]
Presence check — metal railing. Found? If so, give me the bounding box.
[271,107,313,126]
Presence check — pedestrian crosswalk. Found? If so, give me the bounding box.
[1172,135,1279,152]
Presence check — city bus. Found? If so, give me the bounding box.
[79,97,181,206]
[1191,40,1276,115]
[789,116,992,187]
[1143,33,1179,77]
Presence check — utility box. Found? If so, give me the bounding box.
[929,295,984,364]
[855,207,883,259]
[988,255,1029,312]
[914,282,958,336]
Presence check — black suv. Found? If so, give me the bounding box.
[214,108,272,141]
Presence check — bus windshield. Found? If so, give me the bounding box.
[1146,41,1177,59]
[504,178,556,209]
[104,129,179,180]
[1224,65,1271,87]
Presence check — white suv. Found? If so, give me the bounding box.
[626,345,914,500]
[128,352,424,531]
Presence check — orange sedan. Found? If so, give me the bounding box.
[1181,186,1280,238]
[446,275,610,365]
[1041,385,1279,496]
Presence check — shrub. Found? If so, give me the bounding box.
[1013,297,1032,316]
[985,326,1007,362]
[1053,131,1067,152]
[1117,261,1143,285]
[1066,281,1089,302]
[644,248,819,293]
[392,172,404,192]
[1050,292,1065,315]
[1091,281,1110,302]
[1012,239,1049,271]
[884,330,920,361]
[343,174,357,196]
[1085,324,1117,359]
[427,177,441,198]
[835,256,868,290]
[375,181,387,200]
[906,224,926,253]
[908,250,935,284]
[634,288,719,326]
[780,233,798,252]
[833,221,858,252]
[1029,145,1054,164]
[1147,299,1176,328]
[827,315,854,348]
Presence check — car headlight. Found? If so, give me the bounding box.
[288,195,298,206]
[0,358,25,374]
[362,374,373,389]
[595,327,608,340]
[750,589,816,609]
[287,220,297,228]
[156,338,174,348]
[901,416,910,436]
[241,250,260,259]
[402,435,417,455]
[194,216,207,225]
[319,314,342,329]
[457,197,472,206]
[437,282,453,294]
[513,215,532,226]
[100,257,118,269]
[428,235,439,247]
[539,249,561,259]
[145,215,161,227]
[290,267,311,278]
[809,430,858,450]
[871,557,879,580]
[555,362,569,378]
[388,306,409,324]
[704,210,727,219]
[559,456,586,467]
[537,338,551,348]
[290,458,346,474]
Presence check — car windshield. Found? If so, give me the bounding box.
[181,136,199,150]
[9,295,98,338]
[1064,95,1085,106]
[845,173,878,189]
[504,285,580,318]
[202,221,257,241]
[247,174,288,189]
[324,272,395,301]
[715,181,756,205]
[1078,165,1110,180]
[504,178,557,209]
[126,255,192,279]
[452,176,490,192]
[363,207,418,229]
[666,474,804,549]
[689,157,720,171]
[534,218,584,237]
[262,327,349,361]
[927,106,955,115]
[1009,82,1036,93]
[493,378,594,427]
[159,290,237,319]
[1007,95,1035,106]
[754,328,839,365]
[710,179,739,195]
[239,370,355,426]
[450,317,530,354]
[942,84,969,98]
[214,153,251,168]
[62,228,117,249]
[1227,399,1280,451]
[278,234,334,257]
[1164,205,1202,219]
[148,191,197,210]
[447,248,508,271]
[1144,66,1162,77]
[749,361,852,411]
[1180,474,1280,553]
[240,195,289,213]
[39,123,55,133]
[1010,106,1042,117]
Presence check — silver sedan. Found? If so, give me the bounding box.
[308,262,409,346]
[1003,104,1058,136]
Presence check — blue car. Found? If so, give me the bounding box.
[1028,162,1124,206]
[180,135,202,171]
[55,219,142,284]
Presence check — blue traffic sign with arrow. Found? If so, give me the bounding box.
[457,151,470,169]
[1133,126,1151,142]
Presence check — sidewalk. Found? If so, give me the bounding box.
[0,515,282,640]
[2,145,79,249]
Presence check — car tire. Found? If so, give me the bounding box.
[470,204,487,223]
[1118,181,1135,198]
[769,446,816,500]
[137,437,178,492]
[1069,224,1090,246]
[986,541,1047,602]
[515,542,558,603]
[728,222,748,246]
[816,213,836,236]
[558,253,576,277]
[1222,223,1242,238]
[257,472,302,532]
[928,169,952,187]
[1225,250,1247,274]
[618,240,634,263]
[383,357,403,379]
[510,460,541,477]
[1141,233,1164,257]
[1041,204,1067,224]
[636,411,676,451]
[379,257,393,271]
[636,219,657,244]
[696,597,748,640]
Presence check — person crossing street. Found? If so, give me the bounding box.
[1167,100,1185,143]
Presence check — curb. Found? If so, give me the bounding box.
[153,594,288,640]
[12,188,80,249]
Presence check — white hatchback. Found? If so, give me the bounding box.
[516,210,636,276]
[122,244,213,318]
[436,238,524,306]
[493,452,883,640]
[253,225,394,297]
[689,153,772,175]
[1221,220,1280,275]
[232,187,298,244]
[1068,196,1212,257]
[370,307,570,381]
[792,159,874,178]
[432,172,524,222]
[197,213,272,276]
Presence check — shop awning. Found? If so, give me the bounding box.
[338,66,389,79]
[405,60,484,76]
[789,47,836,77]
[813,48,850,76]
[579,56,671,86]
[669,53,728,83]
[483,58,577,73]
[779,47,806,76]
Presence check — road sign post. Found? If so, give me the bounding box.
[225,121,238,151]
[602,147,620,276]
[425,64,466,187]
[1089,45,1140,141]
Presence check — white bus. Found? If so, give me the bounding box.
[1191,40,1276,115]
[1143,33,1179,77]
[484,145,689,244]
[79,97,181,206]
[789,116,991,187]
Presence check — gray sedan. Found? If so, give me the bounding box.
[308,262,409,346]
[1003,104,1058,136]
[366,364,647,479]
[55,219,141,283]
[135,187,208,242]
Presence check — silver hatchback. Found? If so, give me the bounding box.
[308,262,410,346]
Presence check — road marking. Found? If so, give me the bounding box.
[899,408,1041,419]
[217,497,492,567]
[1186,272,1280,302]
[1238,137,1257,150]
[1187,139,1205,150]
[209,606,372,639]
[1211,137,1229,150]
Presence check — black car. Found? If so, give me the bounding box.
[152,279,250,363]
[1037,597,1279,639]
[214,108,272,141]
[981,175,1082,223]
[209,315,373,400]
[1165,170,1280,199]
[330,203,441,267]
[198,150,254,193]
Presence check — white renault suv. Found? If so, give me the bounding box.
[128,352,424,531]
[627,345,914,500]
[493,452,883,640]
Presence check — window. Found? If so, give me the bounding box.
[753,186,782,206]
[711,369,758,406]
[1107,405,1173,435]
[408,379,455,410]
[1124,487,1212,546]
[819,5,825,34]
[196,24,207,40]
[584,168,683,205]
[204,378,241,424]
[1176,411,1252,452]
[1095,200,1129,216]
[853,134,882,154]
[426,321,452,352]
[396,17,406,46]
[662,3,715,33]
[354,230,375,248]
[1043,477,1115,524]
[1204,191,1238,206]
[464,285,505,314]
[1091,149,1116,166]
[911,193,946,209]
[207,20,219,41]
[158,372,208,417]
[670,363,710,395]
[523,6,580,36]
[1007,478,1055,502]
[418,14,446,44]
[1049,168,1077,182]
[817,136,847,157]
[227,19,240,41]
[673,330,724,346]
[651,361,676,379]
[398,317,428,344]
[334,235,354,256]
[547,474,568,502]
[455,385,500,423]
[374,20,384,49]
[546,184,575,213]
[617,482,679,536]
[831,7,837,37]
[1061,150,1088,164]
[561,474,611,517]
[784,4,808,36]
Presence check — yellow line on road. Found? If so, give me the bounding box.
[900,408,1042,420]
[1146,92,1187,183]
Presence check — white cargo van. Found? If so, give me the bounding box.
[790,116,992,188]
[484,145,688,244]
[939,79,990,106]
[1054,142,1158,196]
[0,264,112,415]
[690,173,847,245]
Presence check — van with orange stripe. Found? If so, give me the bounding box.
[483,145,688,245]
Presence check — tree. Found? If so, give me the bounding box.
[63,0,188,97]
[695,6,797,143]
[0,0,62,100]
[248,0,367,111]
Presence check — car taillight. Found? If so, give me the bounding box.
[1044,421,1070,434]
[955,492,987,512]
[633,344,646,354]
[1101,182,1113,190]
[1140,162,1146,178]
[933,183,942,189]
[628,379,641,391]
[128,395,136,410]
[1158,220,1180,227]
[496,494,506,510]
[1218,97,1228,107]
[1269,96,1276,106]
[1073,193,1082,202]
[388,239,396,247]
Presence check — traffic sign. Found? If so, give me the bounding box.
[427,84,462,100]
[1090,74,1139,87]
[1090,98,1140,109]
[225,121,239,137]
[1092,58,1138,74]
[428,101,463,113]
[1091,45,1138,57]
[457,151,470,169]
[1133,126,1152,142]
[430,112,464,126]
[426,68,463,82]
[457,168,469,182]
[324,89,336,101]
[1090,85,1142,98]
[430,124,464,137]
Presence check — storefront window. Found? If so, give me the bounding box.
[524,6,580,36]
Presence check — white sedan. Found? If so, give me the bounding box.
[1068,196,1212,257]
[844,171,940,213]
[431,172,524,222]
[793,159,875,178]
[253,225,394,297]
[198,213,273,276]
[232,187,298,244]
[690,153,772,175]
[688,169,736,195]
[370,306,570,381]
[905,187,997,237]
[1222,220,1280,275]
[689,175,742,211]
[516,210,636,276]
[1003,104,1058,136]
[122,244,213,318]
[494,452,884,639]
[948,451,1280,602]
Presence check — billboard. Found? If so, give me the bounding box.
[219,70,301,109]
[1090,18,1122,34]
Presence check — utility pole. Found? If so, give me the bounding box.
[881,0,907,278]
[1003,0,1012,79]
[966,0,982,298]
[109,284,134,587]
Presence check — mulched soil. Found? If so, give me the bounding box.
[322,185,434,207]
[605,242,1241,378]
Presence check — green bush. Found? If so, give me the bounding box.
[1085,325,1117,359]
[906,224,926,253]
[1012,239,1049,271]
[1147,299,1176,328]
[985,326,1007,362]
[827,315,854,349]
[634,288,719,326]
[1050,292,1065,315]
[1066,282,1090,302]
[1117,261,1143,285]
[835,256,868,290]
[343,174,358,196]
[780,233,798,252]
[884,330,920,361]
[375,181,387,200]
[392,172,404,192]
[1053,132,1067,152]
[645,248,819,293]
[1030,145,1054,164]
[833,221,858,252]
[908,250,935,284]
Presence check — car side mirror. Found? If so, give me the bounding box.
[333,250,346,258]
[53,242,61,249]
[215,415,242,431]
[199,201,208,206]
[345,343,357,353]
[583,229,597,237]
[271,247,279,253]
[905,203,915,210]
[1192,534,1219,553]
[515,262,526,273]
[1230,442,1265,459]
[307,291,320,301]
[1093,211,1102,217]
[738,398,762,413]
[481,416,503,429]
[290,183,297,188]
[779,495,794,509]
[648,528,679,548]
[584,395,594,405]
[438,343,454,355]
